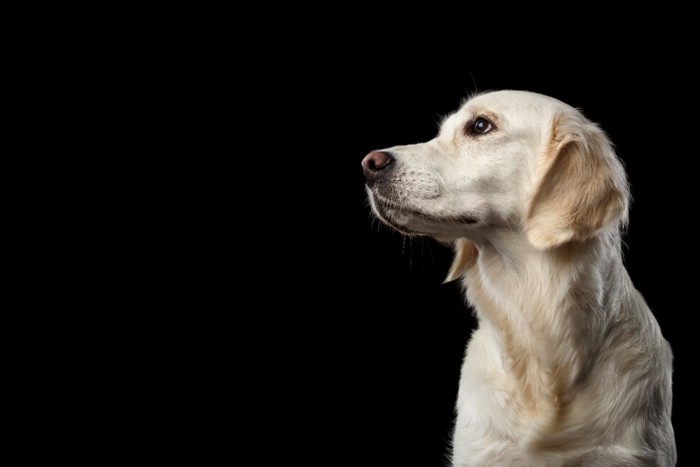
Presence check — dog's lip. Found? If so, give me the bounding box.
[370,198,423,235]
[373,196,478,225]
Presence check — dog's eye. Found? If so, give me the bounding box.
[472,118,494,135]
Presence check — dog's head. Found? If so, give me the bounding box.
[363,90,629,274]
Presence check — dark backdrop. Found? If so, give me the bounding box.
[280,72,691,465]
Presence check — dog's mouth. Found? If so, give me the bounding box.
[367,189,477,236]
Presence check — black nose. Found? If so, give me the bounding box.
[362,151,394,186]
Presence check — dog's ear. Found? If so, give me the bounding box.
[525,112,630,250]
[444,238,478,283]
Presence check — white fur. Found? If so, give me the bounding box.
[366,91,676,466]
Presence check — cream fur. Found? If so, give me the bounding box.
[365,91,676,466]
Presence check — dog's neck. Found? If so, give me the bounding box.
[462,229,630,415]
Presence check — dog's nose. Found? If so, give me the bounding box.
[362,151,394,186]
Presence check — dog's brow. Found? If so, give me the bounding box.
[467,107,499,126]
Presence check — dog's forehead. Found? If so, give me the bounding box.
[461,91,563,117]
[439,91,566,135]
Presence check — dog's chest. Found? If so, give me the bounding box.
[452,326,547,464]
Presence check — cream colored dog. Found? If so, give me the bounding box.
[362,91,676,466]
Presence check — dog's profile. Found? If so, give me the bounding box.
[363,91,676,466]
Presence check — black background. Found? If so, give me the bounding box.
[276,72,691,465]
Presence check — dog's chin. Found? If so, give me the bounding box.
[371,205,426,236]
[368,192,477,240]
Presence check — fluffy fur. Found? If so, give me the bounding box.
[363,91,676,466]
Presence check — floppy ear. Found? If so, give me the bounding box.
[444,238,478,283]
[525,112,630,250]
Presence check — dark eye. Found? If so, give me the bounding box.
[472,117,494,135]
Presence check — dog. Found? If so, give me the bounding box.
[362,91,676,466]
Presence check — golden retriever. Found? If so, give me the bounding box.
[362,91,676,466]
